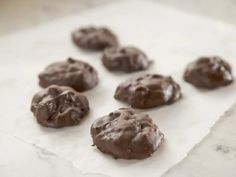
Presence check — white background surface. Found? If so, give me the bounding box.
[1,1,236,176]
[1,0,236,36]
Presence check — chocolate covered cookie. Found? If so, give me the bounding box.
[102,46,151,72]
[91,108,164,159]
[31,85,89,128]
[39,58,98,92]
[72,26,119,50]
[114,74,181,108]
[184,56,233,89]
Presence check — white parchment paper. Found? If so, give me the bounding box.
[1,1,236,177]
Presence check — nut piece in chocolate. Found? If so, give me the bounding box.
[102,46,152,73]
[114,74,181,108]
[72,26,119,50]
[91,108,164,159]
[184,56,233,89]
[39,58,98,92]
[31,85,89,128]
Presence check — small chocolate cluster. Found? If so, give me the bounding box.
[91,108,164,159]
[115,74,181,108]
[184,56,233,89]
[31,85,89,128]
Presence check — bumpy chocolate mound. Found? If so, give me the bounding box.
[39,58,98,92]
[102,46,151,72]
[184,56,233,89]
[114,74,181,108]
[31,85,89,128]
[91,108,164,159]
[72,26,119,50]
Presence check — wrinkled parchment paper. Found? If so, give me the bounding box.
[1,1,236,177]
[163,103,236,177]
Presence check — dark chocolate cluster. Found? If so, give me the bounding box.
[31,85,89,128]
[115,74,181,108]
[102,46,151,72]
[184,56,233,89]
[91,108,164,159]
[39,58,98,92]
[72,26,119,50]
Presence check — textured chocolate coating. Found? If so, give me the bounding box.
[39,58,98,92]
[72,26,119,50]
[114,74,181,108]
[91,108,164,159]
[102,46,151,72]
[31,85,89,128]
[184,56,233,89]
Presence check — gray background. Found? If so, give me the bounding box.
[1,0,236,36]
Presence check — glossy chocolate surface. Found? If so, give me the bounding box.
[39,58,98,92]
[115,74,181,108]
[72,26,118,50]
[184,56,233,89]
[102,46,151,72]
[31,85,89,128]
[91,108,164,159]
